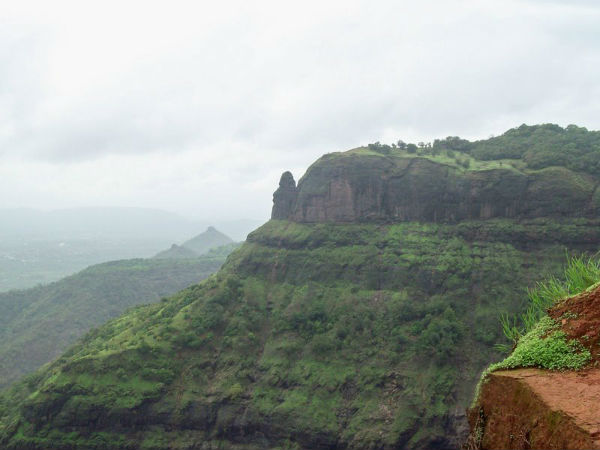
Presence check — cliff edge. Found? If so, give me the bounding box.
[468,283,600,449]
[272,148,600,223]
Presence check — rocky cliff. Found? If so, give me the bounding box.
[3,130,600,450]
[468,283,600,449]
[273,150,600,223]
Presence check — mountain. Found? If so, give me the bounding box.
[467,261,600,449]
[153,227,235,259]
[153,244,199,259]
[180,226,234,255]
[2,124,600,450]
[0,248,234,390]
[0,209,258,292]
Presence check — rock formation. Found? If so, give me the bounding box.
[271,171,298,219]
[272,153,600,223]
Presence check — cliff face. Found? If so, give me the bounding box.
[272,151,600,223]
[469,285,600,450]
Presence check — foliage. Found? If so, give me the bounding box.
[497,255,600,351]
[0,251,231,389]
[368,123,600,175]
[491,316,590,371]
[1,219,597,449]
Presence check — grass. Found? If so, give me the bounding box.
[498,255,600,351]
[472,255,600,406]
[492,316,590,371]
[342,146,526,173]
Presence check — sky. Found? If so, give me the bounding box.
[1,0,600,221]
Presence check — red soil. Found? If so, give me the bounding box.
[468,284,600,449]
[549,283,600,363]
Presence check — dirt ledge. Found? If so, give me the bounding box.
[468,368,600,449]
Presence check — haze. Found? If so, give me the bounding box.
[1,0,600,221]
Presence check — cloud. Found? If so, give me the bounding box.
[1,0,600,219]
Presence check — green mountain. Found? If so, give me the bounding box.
[153,244,199,259]
[181,227,234,255]
[153,228,236,260]
[0,249,234,390]
[2,124,600,450]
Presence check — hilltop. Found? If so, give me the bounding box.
[181,226,234,255]
[2,124,600,449]
[153,227,235,259]
[275,124,600,223]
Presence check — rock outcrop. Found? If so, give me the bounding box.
[271,171,298,219]
[468,284,600,450]
[272,151,600,222]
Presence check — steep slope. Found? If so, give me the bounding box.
[274,147,599,223]
[468,283,600,449]
[0,250,232,390]
[2,126,600,449]
[181,226,234,255]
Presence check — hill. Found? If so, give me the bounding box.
[153,244,199,259]
[180,226,234,255]
[2,124,600,449]
[152,228,235,259]
[0,249,234,390]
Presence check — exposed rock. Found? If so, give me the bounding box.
[469,369,600,450]
[468,285,600,450]
[271,171,298,219]
[271,152,599,222]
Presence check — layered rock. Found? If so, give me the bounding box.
[272,152,600,222]
[271,171,298,219]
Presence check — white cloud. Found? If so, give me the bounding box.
[1,0,600,220]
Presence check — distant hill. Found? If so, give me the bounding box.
[153,244,199,259]
[152,227,235,259]
[0,248,235,389]
[0,210,259,292]
[180,226,234,255]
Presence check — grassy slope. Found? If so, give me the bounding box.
[1,219,599,450]
[0,251,231,390]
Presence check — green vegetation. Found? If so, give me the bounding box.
[472,256,599,406]
[3,126,600,449]
[153,228,236,259]
[1,219,598,449]
[0,247,234,389]
[180,226,234,255]
[498,255,600,350]
[365,123,600,175]
[492,316,590,371]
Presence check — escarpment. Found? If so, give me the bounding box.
[273,152,599,223]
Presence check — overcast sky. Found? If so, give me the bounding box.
[1,0,599,221]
